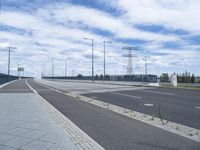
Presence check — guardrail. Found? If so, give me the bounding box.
[0,73,19,85]
[43,74,158,83]
[0,73,33,85]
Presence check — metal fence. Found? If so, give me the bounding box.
[43,74,158,83]
[0,73,18,85]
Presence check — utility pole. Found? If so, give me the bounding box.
[84,37,94,82]
[103,41,112,81]
[7,46,17,81]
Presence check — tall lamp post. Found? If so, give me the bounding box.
[51,57,54,78]
[42,64,46,78]
[17,64,21,79]
[103,41,112,81]
[65,59,67,77]
[143,57,147,76]
[0,0,2,15]
[84,37,94,82]
[7,46,17,81]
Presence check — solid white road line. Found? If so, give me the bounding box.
[25,80,37,93]
[111,92,143,99]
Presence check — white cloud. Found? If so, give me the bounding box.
[41,3,179,42]
[0,1,200,77]
[112,0,200,33]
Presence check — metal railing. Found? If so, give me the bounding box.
[0,73,18,85]
[43,74,158,83]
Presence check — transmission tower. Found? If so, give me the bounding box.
[122,46,138,76]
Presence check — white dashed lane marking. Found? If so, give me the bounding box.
[111,92,142,99]
[144,103,154,107]
[91,96,98,99]
[138,90,175,96]
[195,106,200,109]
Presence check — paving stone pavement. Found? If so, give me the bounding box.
[0,93,77,150]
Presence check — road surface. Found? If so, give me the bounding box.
[1,79,199,150]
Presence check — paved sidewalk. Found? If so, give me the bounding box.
[0,93,77,150]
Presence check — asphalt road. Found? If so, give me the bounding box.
[0,79,33,93]
[1,79,199,150]
[82,87,200,129]
[35,79,200,129]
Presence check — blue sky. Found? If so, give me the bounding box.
[0,0,200,78]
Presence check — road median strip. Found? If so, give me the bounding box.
[32,80,200,142]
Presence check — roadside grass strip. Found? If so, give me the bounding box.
[32,80,200,142]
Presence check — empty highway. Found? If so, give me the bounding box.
[0,79,199,150]
[36,79,200,129]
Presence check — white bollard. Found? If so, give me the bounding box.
[171,73,177,87]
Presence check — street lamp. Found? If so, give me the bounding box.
[0,0,2,15]
[65,58,67,77]
[41,64,46,78]
[7,46,17,81]
[84,37,94,82]
[103,41,112,81]
[17,64,21,79]
[51,57,54,78]
[143,57,148,76]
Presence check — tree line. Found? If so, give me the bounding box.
[160,71,196,83]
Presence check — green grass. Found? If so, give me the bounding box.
[160,83,200,90]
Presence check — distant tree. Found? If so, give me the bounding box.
[100,74,103,80]
[177,74,180,83]
[77,74,83,79]
[191,74,195,83]
[182,73,185,83]
[160,73,169,82]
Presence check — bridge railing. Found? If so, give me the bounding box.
[0,73,18,85]
[43,74,158,83]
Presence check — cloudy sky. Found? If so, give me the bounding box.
[0,0,200,78]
